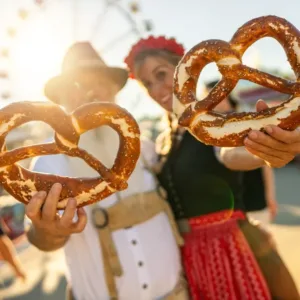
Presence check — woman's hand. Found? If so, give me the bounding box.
[267,198,278,221]
[26,183,87,251]
[244,100,300,168]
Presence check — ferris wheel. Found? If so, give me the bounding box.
[0,0,155,115]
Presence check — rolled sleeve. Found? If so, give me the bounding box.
[213,146,222,163]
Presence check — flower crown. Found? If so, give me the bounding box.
[124,36,185,78]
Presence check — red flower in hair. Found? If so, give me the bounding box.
[125,36,185,78]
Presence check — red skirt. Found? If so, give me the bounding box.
[181,210,271,300]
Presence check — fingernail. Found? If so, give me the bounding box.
[34,191,46,198]
[40,191,47,197]
[69,198,77,207]
[265,126,273,134]
[244,138,252,145]
[67,198,75,205]
[78,207,85,214]
[249,132,258,139]
[53,183,62,190]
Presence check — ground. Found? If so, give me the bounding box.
[0,165,299,300]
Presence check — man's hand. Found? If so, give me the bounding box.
[16,268,27,282]
[244,100,300,168]
[26,183,87,251]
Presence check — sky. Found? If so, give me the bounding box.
[0,0,300,118]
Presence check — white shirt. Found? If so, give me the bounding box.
[31,129,182,300]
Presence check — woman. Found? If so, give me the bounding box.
[205,80,278,225]
[125,36,300,300]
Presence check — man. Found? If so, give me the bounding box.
[25,42,188,300]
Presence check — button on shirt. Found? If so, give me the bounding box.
[31,131,182,300]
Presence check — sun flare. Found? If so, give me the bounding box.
[10,18,68,101]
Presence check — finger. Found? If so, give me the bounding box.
[25,191,47,221]
[247,130,293,153]
[72,208,87,233]
[256,99,269,112]
[60,199,77,228]
[41,183,62,221]
[264,125,300,146]
[245,146,287,168]
[244,137,289,159]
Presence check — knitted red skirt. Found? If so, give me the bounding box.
[181,210,271,300]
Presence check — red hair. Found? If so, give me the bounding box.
[124,36,185,78]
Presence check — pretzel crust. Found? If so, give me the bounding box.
[0,102,140,209]
[173,15,300,146]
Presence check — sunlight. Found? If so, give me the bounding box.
[117,78,164,118]
[10,17,67,101]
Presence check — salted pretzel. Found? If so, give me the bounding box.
[173,15,300,146]
[0,101,140,209]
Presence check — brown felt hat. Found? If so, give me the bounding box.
[44,41,128,103]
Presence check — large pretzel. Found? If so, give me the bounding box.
[0,101,140,209]
[173,15,300,146]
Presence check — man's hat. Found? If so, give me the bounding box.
[44,41,128,103]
